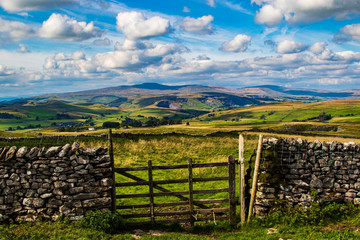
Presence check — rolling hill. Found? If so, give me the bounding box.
[1,83,360,132]
[16,83,360,108]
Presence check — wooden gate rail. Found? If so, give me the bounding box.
[114,156,237,226]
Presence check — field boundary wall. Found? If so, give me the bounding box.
[0,143,112,223]
[255,137,360,216]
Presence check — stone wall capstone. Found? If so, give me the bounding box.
[255,137,360,216]
[0,142,113,223]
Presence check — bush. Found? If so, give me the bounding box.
[102,121,120,128]
[80,210,126,234]
[252,202,356,228]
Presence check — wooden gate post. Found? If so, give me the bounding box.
[239,134,246,225]
[148,160,155,224]
[188,158,195,227]
[108,129,117,211]
[247,134,263,222]
[228,155,236,226]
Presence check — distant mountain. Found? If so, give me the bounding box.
[27,83,265,109]
[12,83,360,109]
[236,85,360,100]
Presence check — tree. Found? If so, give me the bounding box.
[102,122,120,128]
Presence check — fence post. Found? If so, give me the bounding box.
[148,160,155,224]
[239,134,246,225]
[188,158,195,227]
[247,134,263,222]
[108,129,116,211]
[228,155,236,226]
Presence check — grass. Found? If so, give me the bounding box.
[1,131,360,239]
[2,202,360,239]
[2,99,360,238]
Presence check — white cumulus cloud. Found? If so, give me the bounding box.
[179,15,214,34]
[252,0,360,26]
[334,23,360,43]
[183,6,191,13]
[207,0,216,8]
[255,4,283,27]
[116,11,171,40]
[93,38,112,46]
[0,0,79,12]
[220,34,252,52]
[17,43,29,53]
[276,40,308,54]
[0,65,15,76]
[309,42,327,54]
[38,13,104,41]
[44,40,185,76]
[0,17,35,44]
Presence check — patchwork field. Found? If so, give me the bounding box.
[2,99,360,239]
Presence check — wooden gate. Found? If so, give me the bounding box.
[114,156,237,226]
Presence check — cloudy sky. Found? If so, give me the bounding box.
[2,0,360,98]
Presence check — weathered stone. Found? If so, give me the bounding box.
[323,177,335,188]
[299,194,312,202]
[22,198,32,207]
[54,167,64,173]
[74,165,85,171]
[77,156,89,165]
[73,193,99,200]
[9,173,20,182]
[45,147,61,157]
[53,189,64,196]
[77,169,88,175]
[0,146,10,160]
[69,187,84,195]
[78,147,97,156]
[5,146,17,161]
[16,147,28,158]
[100,178,113,187]
[95,147,108,155]
[40,193,53,198]
[58,144,71,158]
[59,205,71,215]
[345,191,357,198]
[25,147,39,160]
[68,142,80,156]
[82,197,111,208]
[54,181,67,189]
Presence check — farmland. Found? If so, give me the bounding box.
[1,99,360,239]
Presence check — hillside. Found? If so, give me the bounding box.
[1,82,360,133]
[17,83,360,106]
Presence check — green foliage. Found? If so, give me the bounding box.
[80,210,126,234]
[0,112,19,119]
[103,121,120,128]
[253,202,356,228]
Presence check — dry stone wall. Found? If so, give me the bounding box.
[0,143,113,223]
[255,137,360,216]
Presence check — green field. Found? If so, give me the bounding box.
[2,99,360,239]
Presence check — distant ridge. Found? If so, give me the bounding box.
[128,82,192,90]
[4,82,360,105]
[246,85,354,98]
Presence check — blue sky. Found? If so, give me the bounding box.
[2,0,360,98]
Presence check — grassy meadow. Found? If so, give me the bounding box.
[2,100,360,239]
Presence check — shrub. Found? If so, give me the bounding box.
[80,210,126,234]
[102,121,120,128]
[252,202,356,228]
